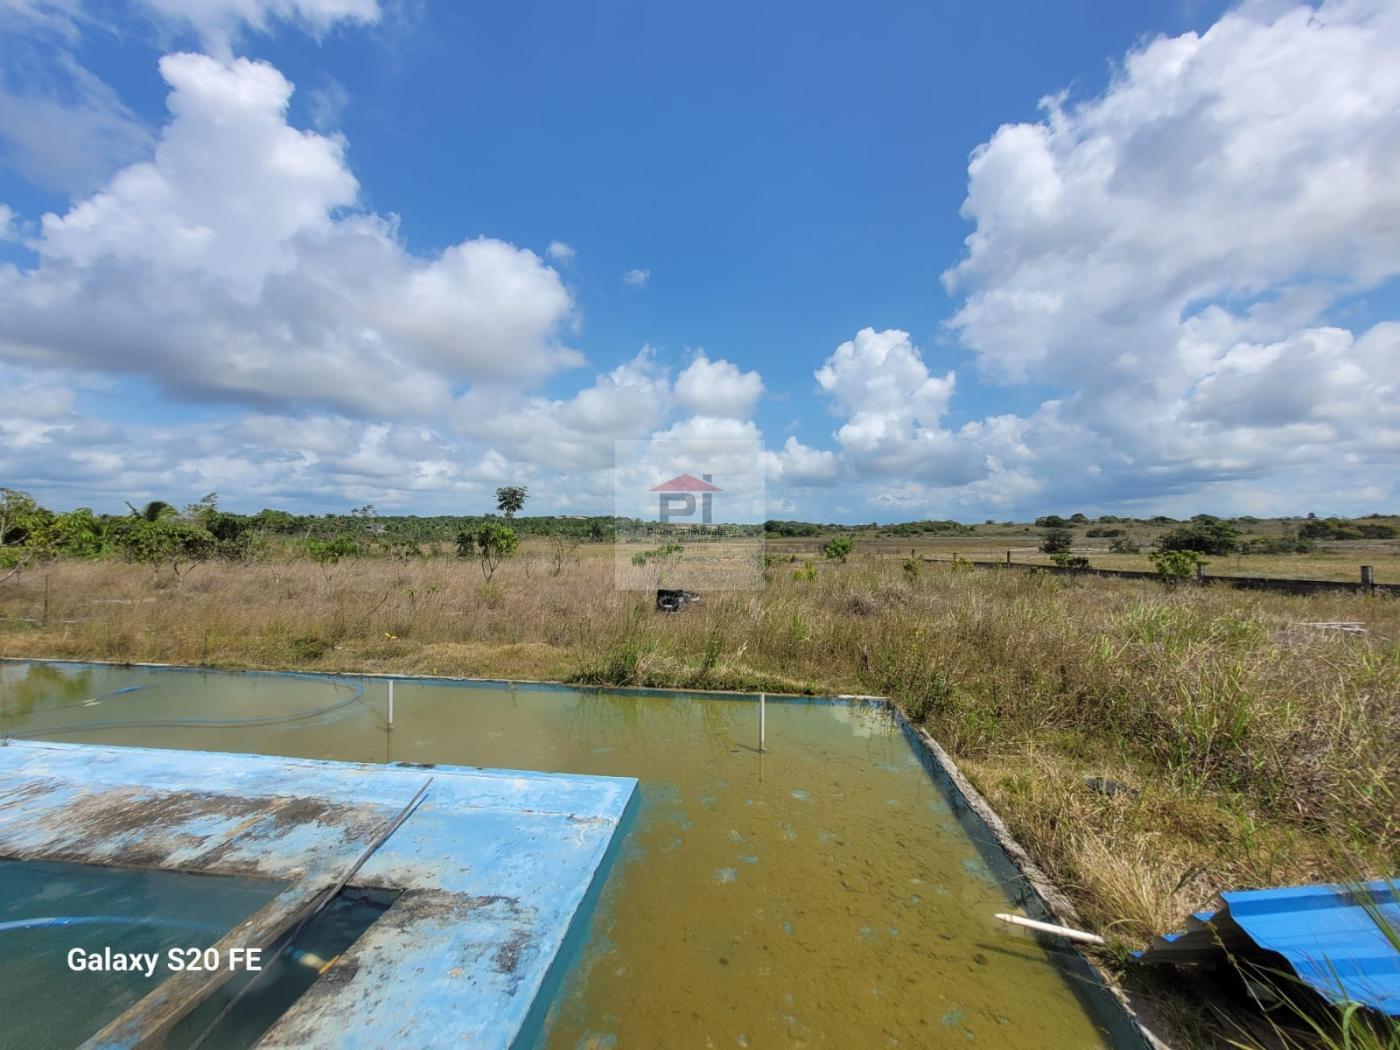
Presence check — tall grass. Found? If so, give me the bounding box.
[2,550,1397,955]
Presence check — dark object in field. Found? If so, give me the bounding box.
[1084,776,1139,799]
[656,589,701,613]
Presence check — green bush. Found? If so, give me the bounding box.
[1040,527,1074,554]
[823,536,853,562]
[1150,548,1205,583]
[1158,517,1239,555]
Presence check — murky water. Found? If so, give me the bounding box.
[0,860,285,1049]
[1,662,1117,1048]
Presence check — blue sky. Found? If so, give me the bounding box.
[1,0,1396,521]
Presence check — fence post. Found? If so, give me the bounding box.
[1361,565,1374,596]
[1195,562,1206,585]
[1006,550,1011,566]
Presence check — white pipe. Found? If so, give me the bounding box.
[759,692,766,752]
[387,679,394,732]
[995,913,1104,945]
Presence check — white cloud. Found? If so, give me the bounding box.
[308,75,349,130]
[765,436,841,487]
[0,53,578,416]
[936,0,1400,509]
[451,349,671,470]
[623,267,649,287]
[135,0,381,56]
[546,240,575,263]
[812,328,987,485]
[0,49,154,194]
[674,351,764,420]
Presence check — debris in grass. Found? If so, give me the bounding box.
[1084,776,1139,799]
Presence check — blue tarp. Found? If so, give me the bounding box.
[1137,880,1400,1017]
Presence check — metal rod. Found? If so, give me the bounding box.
[759,692,766,752]
[994,912,1104,945]
[387,679,394,731]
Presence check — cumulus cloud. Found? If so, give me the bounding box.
[936,0,1400,510]
[674,351,764,420]
[452,349,672,470]
[0,53,578,416]
[765,436,841,487]
[546,240,575,263]
[622,267,649,287]
[812,328,988,485]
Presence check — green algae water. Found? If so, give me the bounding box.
[1,662,1118,1048]
[0,860,285,1049]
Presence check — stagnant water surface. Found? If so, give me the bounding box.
[1,662,1118,1048]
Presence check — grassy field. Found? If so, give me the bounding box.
[769,524,1400,584]
[2,539,1397,1043]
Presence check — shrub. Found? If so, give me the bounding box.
[1086,527,1124,538]
[460,521,519,580]
[1239,536,1315,555]
[1040,527,1074,554]
[822,536,853,562]
[902,557,920,583]
[1050,554,1091,569]
[1035,515,1070,528]
[792,561,818,582]
[1150,548,1204,583]
[1158,517,1239,556]
[1108,536,1141,554]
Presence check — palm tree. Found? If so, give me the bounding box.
[125,500,178,522]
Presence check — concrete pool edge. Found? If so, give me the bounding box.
[0,737,638,1048]
[3,657,1170,1047]
[893,711,1172,1050]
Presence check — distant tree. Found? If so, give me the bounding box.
[1040,527,1074,554]
[125,499,178,522]
[48,509,106,558]
[1,489,54,580]
[1035,515,1070,529]
[1158,517,1239,556]
[111,517,215,579]
[823,535,853,563]
[547,530,581,576]
[464,521,519,580]
[1069,513,1089,524]
[495,486,528,518]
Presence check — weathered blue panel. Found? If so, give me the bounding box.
[0,739,637,1048]
[1137,881,1400,1017]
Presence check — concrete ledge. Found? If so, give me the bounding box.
[0,739,636,1049]
[893,713,1172,1049]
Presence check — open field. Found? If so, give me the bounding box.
[2,541,1398,1044]
[767,527,1400,584]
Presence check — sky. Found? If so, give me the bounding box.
[0,0,1397,522]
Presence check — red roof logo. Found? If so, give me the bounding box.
[650,473,721,493]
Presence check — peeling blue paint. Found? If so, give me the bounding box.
[0,740,636,1049]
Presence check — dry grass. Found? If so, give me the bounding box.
[2,545,1397,960]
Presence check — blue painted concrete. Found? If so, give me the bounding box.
[1137,881,1400,1017]
[0,739,637,1048]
